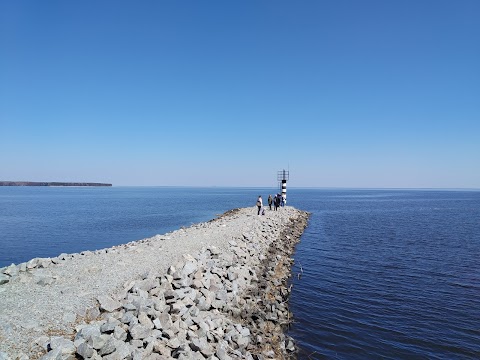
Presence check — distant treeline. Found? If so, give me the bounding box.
[0,181,112,187]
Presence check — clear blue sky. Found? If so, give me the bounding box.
[1,1,479,188]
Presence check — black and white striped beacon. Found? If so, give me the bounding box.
[277,169,289,200]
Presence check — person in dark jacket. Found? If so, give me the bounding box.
[274,194,281,211]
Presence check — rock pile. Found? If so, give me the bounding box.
[1,253,94,286]
[34,212,309,360]
[1,242,162,287]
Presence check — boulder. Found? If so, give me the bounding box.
[97,295,122,312]
[4,264,19,277]
[182,261,197,277]
[75,324,101,341]
[138,312,154,329]
[26,258,39,269]
[113,326,127,341]
[98,335,116,356]
[129,324,151,340]
[76,342,95,359]
[0,274,10,285]
[49,336,76,355]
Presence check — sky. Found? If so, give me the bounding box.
[1,1,479,188]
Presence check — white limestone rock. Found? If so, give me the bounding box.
[0,274,10,285]
[49,336,76,355]
[97,295,122,312]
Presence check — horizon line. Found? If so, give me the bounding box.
[110,185,480,191]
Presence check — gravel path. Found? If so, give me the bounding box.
[0,206,303,359]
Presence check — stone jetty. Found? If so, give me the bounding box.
[0,207,309,360]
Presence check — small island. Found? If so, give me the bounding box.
[0,181,112,187]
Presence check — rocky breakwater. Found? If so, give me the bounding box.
[0,207,309,360]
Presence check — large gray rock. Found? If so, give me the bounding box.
[152,340,171,357]
[162,328,175,340]
[189,337,213,356]
[216,343,233,360]
[76,324,101,341]
[113,326,127,341]
[182,261,197,277]
[76,342,95,358]
[130,324,151,339]
[164,289,177,304]
[86,306,101,321]
[121,311,137,325]
[216,289,228,302]
[152,318,162,329]
[100,318,119,333]
[134,278,159,292]
[103,340,133,360]
[38,258,52,268]
[123,302,137,311]
[167,337,181,349]
[170,301,185,314]
[49,336,76,355]
[172,276,191,289]
[88,334,108,350]
[97,295,122,312]
[0,274,10,285]
[98,335,116,356]
[234,334,250,348]
[26,258,39,269]
[158,313,172,330]
[4,264,19,277]
[138,312,154,329]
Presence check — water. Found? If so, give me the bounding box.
[0,186,267,266]
[287,189,480,359]
[1,187,479,359]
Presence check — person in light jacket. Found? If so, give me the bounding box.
[256,195,263,215]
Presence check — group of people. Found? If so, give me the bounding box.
[256,193,286,215]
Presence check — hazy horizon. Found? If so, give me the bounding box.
[1,181,479,191]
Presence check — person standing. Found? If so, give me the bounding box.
[256,195,263,215]
[268,194,273,210]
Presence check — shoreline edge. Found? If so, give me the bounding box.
[0,206,309,360]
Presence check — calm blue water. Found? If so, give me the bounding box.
[0,187,266,266]
[287,189,480,359]
[0,187,479,359]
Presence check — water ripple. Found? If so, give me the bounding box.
[288,190,480,359]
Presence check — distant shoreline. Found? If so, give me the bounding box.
[0,181,112,187]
